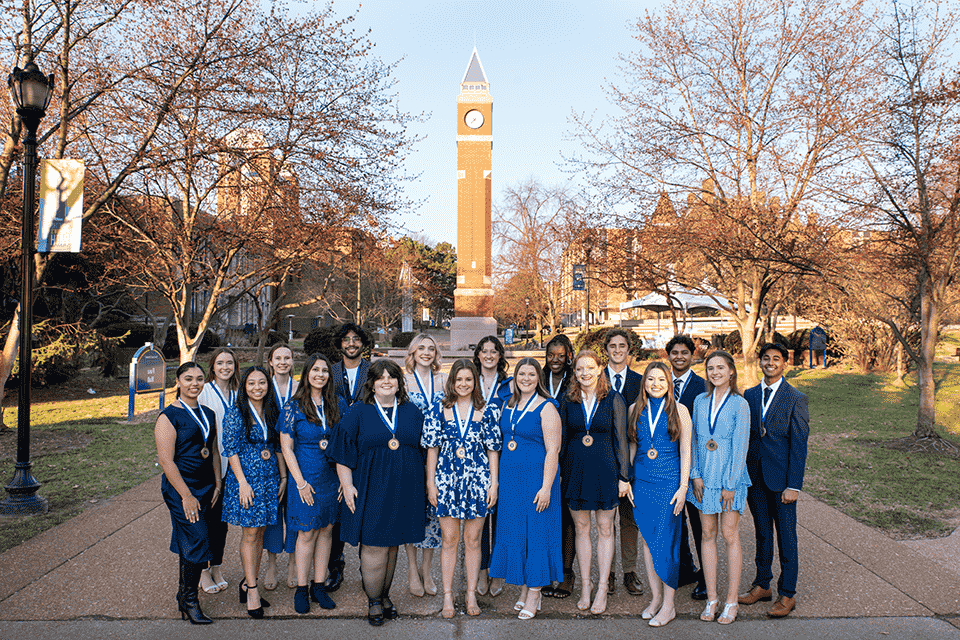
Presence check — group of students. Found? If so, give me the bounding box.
[155,324,808,627]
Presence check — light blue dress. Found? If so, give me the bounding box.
[407,372,444,549]
[422,402,502,519]
[687,391,751,514]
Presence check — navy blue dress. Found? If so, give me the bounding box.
[490,399,563,588]
[632,396,682,589]
[559,392,631,511]
[281,398,347,531]
[160,403,218,564]
[330,402,427,547]
[221,406,280,528]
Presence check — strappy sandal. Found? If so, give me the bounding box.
[718,602,738,625]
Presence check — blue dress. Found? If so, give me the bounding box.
[559,392,631,511]
[330,402,427,547]
[687,392,752,514]
[480,375,513,411]
[407,374,444,549]
[632,396,682,589]
[422,402,502,519]
[280,398,347,531]
[160,403,218,564]
[221,406,280,528]
[489,398,563,588]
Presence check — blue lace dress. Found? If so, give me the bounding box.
[422,402,502,519]
[221,406,280,528]
[407,372,444,549]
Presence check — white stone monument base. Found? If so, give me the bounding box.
[449,316,498,352]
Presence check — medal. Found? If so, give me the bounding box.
[581,392,598,449]
[708,389,731,451]
[375,397,399,450]
[319,439,329,450]
[647,448,658,460]
[456,446,466,458]
[200,447,210,459]
[453,402,475,461]
[507,440,518,451]
[260,449,272,460]
[506,394,537,454]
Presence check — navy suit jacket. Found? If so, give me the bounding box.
[604,367,642,408]
[675,371,706,417]
[744,379,809,493]
[332,359,370,407]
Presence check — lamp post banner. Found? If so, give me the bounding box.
[38,159,84,253]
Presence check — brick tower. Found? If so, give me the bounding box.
[450,48,497,350]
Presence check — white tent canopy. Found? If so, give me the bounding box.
[620,290,729,313]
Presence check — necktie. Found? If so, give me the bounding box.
[763,386,772,405]
[674,379,682,401]
[761,386,772,436]
[615,373,622,393]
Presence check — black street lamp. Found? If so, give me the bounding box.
[1,59,55,517]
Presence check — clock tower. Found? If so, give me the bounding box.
[450,48,497,350]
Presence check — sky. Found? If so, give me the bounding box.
[335,0,665,248]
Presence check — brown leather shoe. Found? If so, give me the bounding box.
[738,586,773,605]
[767,596,796,617]
[623,572,644,596]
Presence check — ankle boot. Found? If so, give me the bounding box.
[311,580,336,610]
[179,558,214,624]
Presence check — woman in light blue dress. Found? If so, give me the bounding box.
[627,361,692,628]
[687,350,751,625]
[403,333,445,596]
[489,358,563,621]
[423,358,501,618]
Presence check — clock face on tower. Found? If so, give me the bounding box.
[464,109,485,129]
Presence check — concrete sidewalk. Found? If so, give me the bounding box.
[0,475,958,636]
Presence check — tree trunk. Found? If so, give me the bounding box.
[914,279,939,438]
[894,341,905,387]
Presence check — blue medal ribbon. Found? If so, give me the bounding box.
[180,400,211,441]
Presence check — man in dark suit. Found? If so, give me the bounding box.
[739,342,809,618]
[331,322,370,407]
[603,329,644,596]
[326,322,371,591]
[666,334,708,600]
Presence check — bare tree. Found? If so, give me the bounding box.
[837,0,960,442]
[569,0,876,383]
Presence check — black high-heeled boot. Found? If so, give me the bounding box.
[178,559,214,624]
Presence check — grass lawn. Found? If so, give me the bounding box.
[1,353,959,553]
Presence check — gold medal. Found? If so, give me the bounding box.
[507,439,517,451]
[388,437,400,450]
[647,448,658,460]
[319,439,329,451]
[260,449,272,461]
[582,434,594,447]
[706,439,718,451]
[200,447,210,459]
[456,446,466,459]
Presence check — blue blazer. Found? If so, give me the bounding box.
[332,359,370,407]
[604,366,642,408]
[676,371,706,417]
[744,380,809,493]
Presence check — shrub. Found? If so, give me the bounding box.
[8,320,115,386]
[572,327,646,364]
[392,331,416,349]
[303,326,342,362]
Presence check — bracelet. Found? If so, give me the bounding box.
[297,481,308,491]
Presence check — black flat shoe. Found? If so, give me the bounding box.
[382,596,398,619]
[368,599,384,626]
[325,557,345,592]
[691,582,708,601]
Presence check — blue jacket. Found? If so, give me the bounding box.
[744,380,809,493]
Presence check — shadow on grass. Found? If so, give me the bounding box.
[790,365,960,539]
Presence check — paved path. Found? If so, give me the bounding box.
[1,475,958,638]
